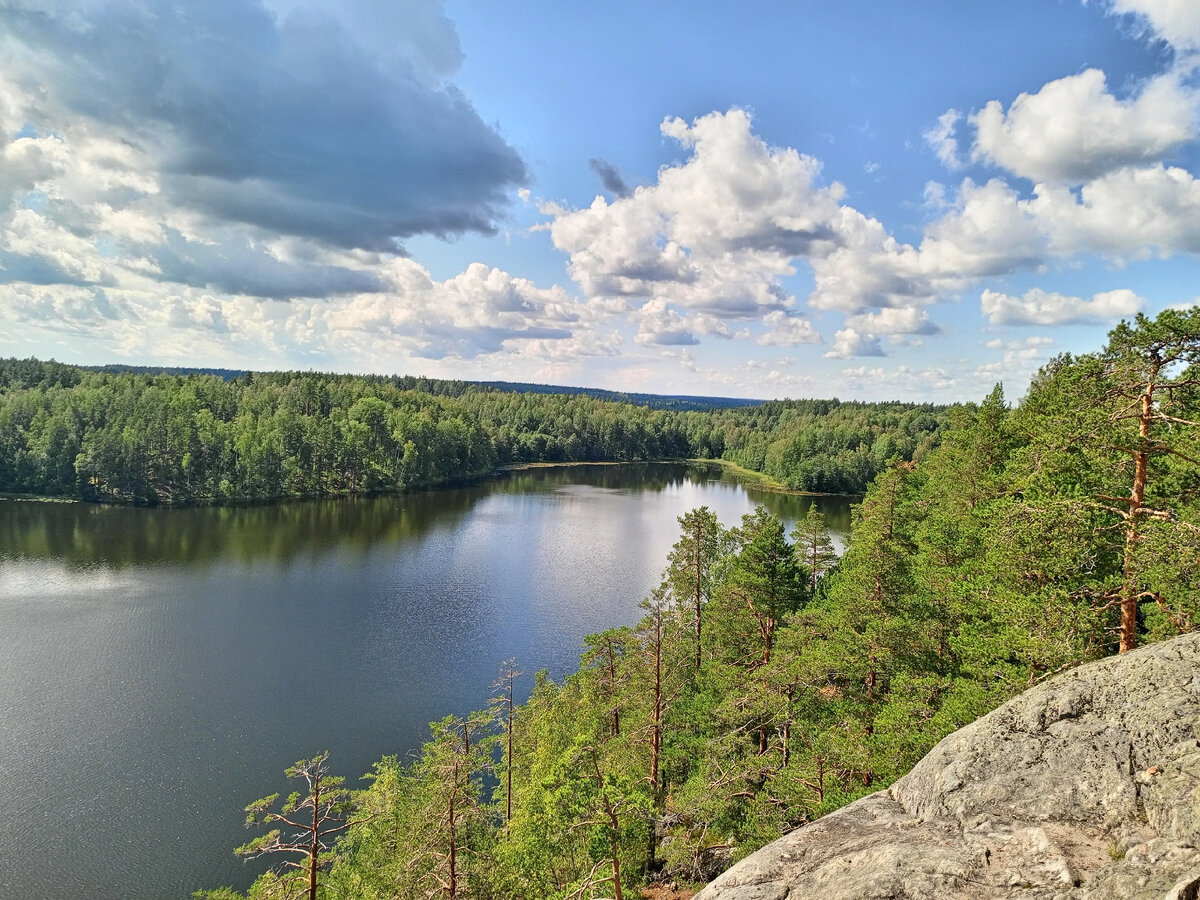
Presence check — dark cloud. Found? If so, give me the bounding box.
[2,0,527,251]
[647,330,700,346]
[0,250,107,288]
[153,231,384,299]
[735,223,839,256]
[589,158,633,198]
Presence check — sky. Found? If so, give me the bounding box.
[2,1,1199,402]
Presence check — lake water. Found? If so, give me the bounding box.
[0,463,849,899]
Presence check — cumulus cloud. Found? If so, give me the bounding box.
[630,300,738,346]
[630,300,700,346]
[844,307,941,335]
[807,207,934,313]
[756,311,821,347]
[980,287,1144,325]
[972,335,1058,391]
[2,283,132,334]
[326,260,581,359]
[971,68,1196,184]
[808,177,1054,317]
[824,328,885,359]
[546,109,843,317]
[919,178,1048,277]
[546,108,1182,346]
[806,177,1048,317]
[1029,163,1200,257]
[0,0,526,251]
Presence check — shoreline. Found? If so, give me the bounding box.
[1,458,856,508]
[685,458,857,497]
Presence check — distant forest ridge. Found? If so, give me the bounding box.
[82,362,763,411]
[0,356,948,503]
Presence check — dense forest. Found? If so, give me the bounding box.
[188,308,1200,900]
[0,359,945,502]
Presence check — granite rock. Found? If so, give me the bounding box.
[695,632,1200,900]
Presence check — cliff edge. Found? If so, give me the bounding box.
[694,631,1200,900]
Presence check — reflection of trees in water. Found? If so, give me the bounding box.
[0,489,485,569]
[491,462,693,494]
[0,464,853,569]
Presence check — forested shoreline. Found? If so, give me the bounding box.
[0,358,944,504]
[192,308,1200,900]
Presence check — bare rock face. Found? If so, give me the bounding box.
[694,632,1200,900]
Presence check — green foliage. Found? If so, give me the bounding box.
[1010,308,1200,651]
[201,311,1200,898]
[230,752,365,900]
[791,504,837,593]
[0,358,947,505]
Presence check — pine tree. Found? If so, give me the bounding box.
[791,504,838,593]
[1016,307,1200,651]
[234,753,369,900]
[665,506,728,673]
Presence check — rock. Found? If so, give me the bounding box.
[695,632,1200,900]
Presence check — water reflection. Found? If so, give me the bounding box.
[0,463,850,569]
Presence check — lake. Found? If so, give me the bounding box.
[0,463,849,899]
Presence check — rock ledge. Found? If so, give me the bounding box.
[695,632,1200,900]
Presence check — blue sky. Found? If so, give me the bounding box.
[1,1,1199,401]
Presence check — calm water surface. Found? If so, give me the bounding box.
[0,463,848,899]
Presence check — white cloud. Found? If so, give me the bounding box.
[756,311,821,347]
[971,69,1195,184]
[0,133,70,208]
[1106,0,1200,54]
[0,256,596,365]
[546,109,843,318]
[824,328,885,359]
[921,178,1049,276]
[516,330,623,361]
[2,208,116,285]
[923,181,950,210]
[808,178,1047,317]
[925,109,963,169]
[980,287,1143,325]
[1030,163,1200,257]
[630,299,699,346]
[808,207,934,313]
[972,334,1060,392]
[323,260,584,360]
[845,306,941,335]
[835,363,956,397]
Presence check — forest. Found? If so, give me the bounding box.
[187,308,1200,900]
[0,359,944,503]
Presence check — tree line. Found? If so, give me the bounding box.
[196,307,1200,899]
[0,361,945,504]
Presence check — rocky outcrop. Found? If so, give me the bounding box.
[695,632,1200,900]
